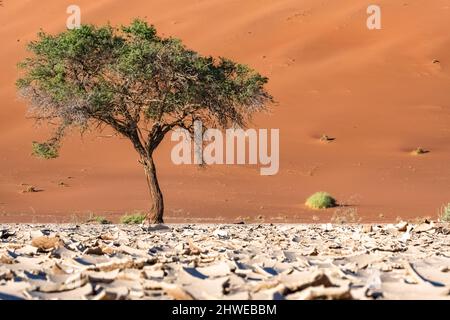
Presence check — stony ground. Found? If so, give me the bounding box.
[1,222,450,300]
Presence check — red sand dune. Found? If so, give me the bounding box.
[1,0,450,223]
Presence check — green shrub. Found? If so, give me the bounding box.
[120,213,146,224]
[439,203,450,222]
[32,141,59,159]
[305,192,337,209]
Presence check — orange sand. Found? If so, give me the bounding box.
[1,0,450,223]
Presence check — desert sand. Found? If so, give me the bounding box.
[1,0,450,223]
[1,221,450,300]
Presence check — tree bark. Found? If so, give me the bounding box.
[141,155,164,224]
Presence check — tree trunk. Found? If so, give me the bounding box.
[141,156,164,224]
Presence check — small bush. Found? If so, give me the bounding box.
[305,192,337,209]
[120,213,146,224]
[439,203,450,222]
[32,141,59,159]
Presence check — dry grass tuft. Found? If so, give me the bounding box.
[331,207,361,224]
[411,147,429,156]
[319,134,335,143]
[438,204,450,222]
[22,185,38,193]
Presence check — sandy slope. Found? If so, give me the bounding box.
[1,0,450,223]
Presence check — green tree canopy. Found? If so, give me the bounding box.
[17,19,273,223]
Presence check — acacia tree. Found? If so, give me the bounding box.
[17,20,272,223]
